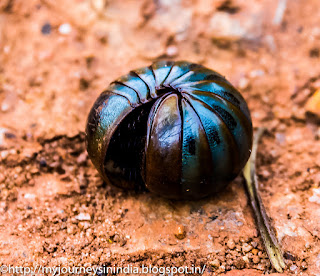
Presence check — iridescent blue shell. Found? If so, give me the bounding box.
[86,61,253,199]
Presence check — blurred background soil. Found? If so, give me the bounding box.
[0,0,320,275]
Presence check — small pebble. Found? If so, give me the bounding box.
[227,239,236,249]
[77,152,87,164]
[39,158,47,167]
[238,77,249,90]
[166,45,178,57]
[75,213,91,221]
[24,193,36,200]
[209,259,220,267]
[309,188,320,204]
[235,259,246,269]
[175,225,186,240]
[252,255,260,264]
[242,255,250,263]
[242,243,253,253]
[256,264,264,270]
[1,102,10,112]
[290,264,298,271]
[59,23,71,35]
[41,23,51,35]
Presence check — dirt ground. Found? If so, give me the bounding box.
[0,0,320,275]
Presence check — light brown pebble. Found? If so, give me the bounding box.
[219,265,226,272]
[234,259,246,269]
[290,264,298,271]
[175,225,186,240]
[252,248,259,255]
[77,152,88,164]
[227,239,236,249]
[75,213,91,221]
[242,243,253,253]
[86,229,93,238]
[256,263,265,270]
[242,256,250,263]
[238,77,249,90]
[209,259,220,267]
[252,255,260,264]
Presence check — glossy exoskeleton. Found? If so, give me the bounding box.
[86,61,253,200]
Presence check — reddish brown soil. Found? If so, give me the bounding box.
[0,0,320,275]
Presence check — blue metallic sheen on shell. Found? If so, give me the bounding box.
[86,61,253,200]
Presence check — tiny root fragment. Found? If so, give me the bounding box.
[243,127,286,273]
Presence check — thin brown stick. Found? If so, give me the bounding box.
[243,127,286,272]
